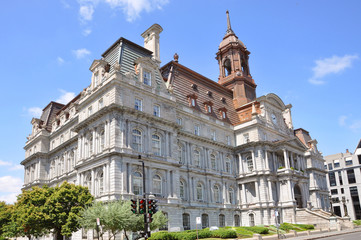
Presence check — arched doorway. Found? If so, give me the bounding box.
[294,184,303,208]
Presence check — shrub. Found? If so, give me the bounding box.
[210,229,237,239]
[243,226,269,234]
[353,220,361,226]
[294,224,315,230]
[279,223,293,232]
[149,231,178,240]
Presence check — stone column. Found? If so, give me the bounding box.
[242,183,247,205]
[251,149,257,170]
[164,131,169,157]
[255,180,261,203]
[290,153,294,168]
[92,129,96,155]
[167,170,171,198]
[128,163,132,194]
[273,152,276,169]
[238,153,244,174]
[265,150,269,170]
[91,169,95,195]
[288,180,293,202]
[268,180,273,202]
[283,149,290,169]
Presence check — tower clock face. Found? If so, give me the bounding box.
[271,114,277,124]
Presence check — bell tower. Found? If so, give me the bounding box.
[216,11,256,109]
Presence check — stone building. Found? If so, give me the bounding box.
[325,141,361,220]
[22,12,330,236]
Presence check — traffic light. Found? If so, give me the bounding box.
[139,199,146,214]
[131,199,137,214]
[148,199,158,214]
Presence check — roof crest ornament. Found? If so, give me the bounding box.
[226,10,234,35]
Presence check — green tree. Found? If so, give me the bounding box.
[80,200,168,240]
[0,201,13,239]
[45,182,94,240]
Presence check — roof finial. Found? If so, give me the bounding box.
[226,10,234,35]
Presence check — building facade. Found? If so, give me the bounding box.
[325,141,361,220]
[22,13,329,236]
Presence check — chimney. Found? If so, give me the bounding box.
[141,24,163,65]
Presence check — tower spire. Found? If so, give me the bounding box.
[226,10,234,35]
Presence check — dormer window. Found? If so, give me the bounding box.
[220,97,226,104]
[187,94,197,107]
[207,91,213,97]
[94,72,99,87]
[204,101,213,114]
[219,108,227,119]
[143,70,151,86]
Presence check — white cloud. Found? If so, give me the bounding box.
[73,48,91,59]
[350,120,361,130]
[57,57,65,65]
[77,0,169,23]
[61,0,71,8]
[0,193,20,204]
[82,28,92,36]
[56,89,76,104]
[309,54,358,85]
[0,160,11,166]
[0,176,23,193]
[28,107,42,118]
[10,165,23,171]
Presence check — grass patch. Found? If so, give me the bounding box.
[353,220,361,226]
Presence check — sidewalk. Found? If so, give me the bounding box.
[252,227,361,240]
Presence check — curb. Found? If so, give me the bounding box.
[283,228,361,240]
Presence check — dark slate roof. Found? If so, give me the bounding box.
[40,102,64,132]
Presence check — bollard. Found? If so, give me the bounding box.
[253,233,262,240]
[290,230,297,237]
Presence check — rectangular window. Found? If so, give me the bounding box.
[358,155,361,164]
[153,105,160,117]
[243,133,249,144]
[331,189,338,195]
[328,163,333,170]
[345,158,353,166]
[338,171,343,185]
[176,118,182,125]
[98,98,104,109]
[347,169,356,184]
[226,135,231,145]
[334,160,340,168]
[194,125,200,136]
[88,106,93,116]
[191,98,196,107]
[135,98,142,111]
[143,70,151,86]
[324,164,328,170]
[329,172,336,186]
[211,130,216,141]
[341,188,344,194]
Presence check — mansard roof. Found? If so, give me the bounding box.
[161,60,241,125]
[40,101,64,132]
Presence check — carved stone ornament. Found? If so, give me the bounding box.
[113,62,121,72]
[174,53,179,62]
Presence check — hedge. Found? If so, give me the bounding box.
[149,228,236,240]
[242,226,269,234]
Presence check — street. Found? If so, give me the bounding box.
[317,231,361,240]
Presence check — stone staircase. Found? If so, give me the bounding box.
[295,208,341,229]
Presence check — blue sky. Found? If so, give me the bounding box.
[1,0,360,203]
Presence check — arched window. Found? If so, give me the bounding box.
[214,185,220,203]
[210,154,216,170]
[182,213,190,230]
[99,129,105,152]
[225,157,231,173]
[246,155,253,172]
[152,134,161,156]
[84,173,92,193]
[88,135,93,156]
[219,214,225,227]
[228,187,234,204]
[249,213,255,226]
[50,160,56,179]
[178,144,185,164]
[201,214,209,229]
[70,151,75,168]
[95,170,104,196]
[180,180,186,200]
[132,129,142,152]
[60,157,65,174]
[153,175,162,195]
[194,149,200,167]
[224,58,231,76]
[234,215,240,227]
[133,172,143,195]
[196,183,203,201]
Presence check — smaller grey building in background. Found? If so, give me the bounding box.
[325,140,361,220]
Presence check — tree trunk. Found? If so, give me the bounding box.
[55,229,63,240]
[124,231,129,240]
